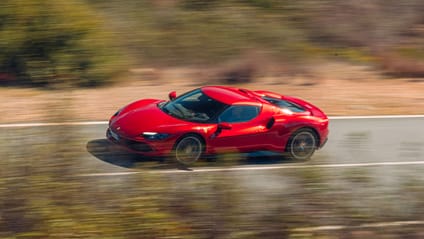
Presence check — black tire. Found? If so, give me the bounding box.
[173,134,204,165]
[286,128,318,161]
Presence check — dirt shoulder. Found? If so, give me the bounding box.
[1,62,424,124]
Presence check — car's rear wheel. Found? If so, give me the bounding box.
[174,134,204,165]
[286,128,317,161]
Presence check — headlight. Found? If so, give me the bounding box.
[142,132,171,140]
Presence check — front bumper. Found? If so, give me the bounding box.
[319,137,328,149]
[106,128,171,156]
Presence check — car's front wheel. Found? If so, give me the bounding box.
[286,128,317,161]
[173,134,204,165]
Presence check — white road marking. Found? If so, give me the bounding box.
[76,172,140,177]
[157,160,424,174]
[292,220,424,232]
[75,160,424,177]
[3,115,424,175]
[0,115,423,128]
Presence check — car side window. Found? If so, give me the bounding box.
[262,96,306,113]
[218,105,259,123]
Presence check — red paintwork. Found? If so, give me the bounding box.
[107,86,329,157]
[202,86,253,104]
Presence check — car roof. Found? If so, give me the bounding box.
[201,86,260,105]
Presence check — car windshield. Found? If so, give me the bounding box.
[159,89,228,123]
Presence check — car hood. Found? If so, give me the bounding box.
[110,101,190,138]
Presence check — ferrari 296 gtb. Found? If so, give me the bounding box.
[107,86,328,165]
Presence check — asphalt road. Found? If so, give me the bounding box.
[1,116,424,235]
[2,116,423,172]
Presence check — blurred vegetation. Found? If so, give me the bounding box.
[1,0,424,88]
[0,0,125,88]
[87,0,424,71]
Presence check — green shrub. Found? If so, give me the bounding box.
[0,0,125,88]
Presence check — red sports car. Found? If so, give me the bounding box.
[107,86,328,165]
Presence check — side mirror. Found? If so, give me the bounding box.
[211,122,232,139]
[168,91,177,101]
[218,122,232,130]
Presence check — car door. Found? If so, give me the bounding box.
[210,105,272,152]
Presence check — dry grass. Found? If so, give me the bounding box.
[1,61,424,124]
[377,53,424,77]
